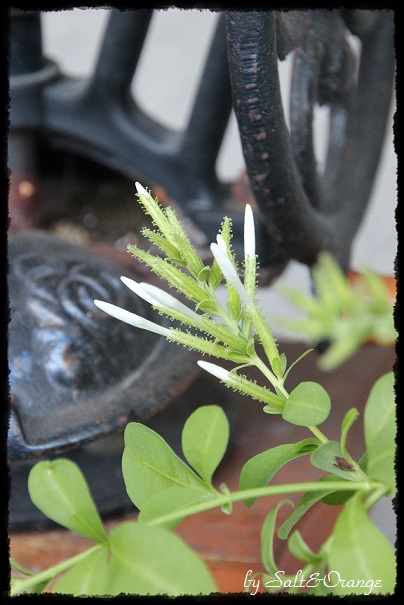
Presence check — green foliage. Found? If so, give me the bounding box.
[52,547,110,596]
[28,459,107,543]
[364,371,396,491]
[105,523,217,596]
[328,493,396,595]
[282,381,331,426]
[11,186,396,597]
[277,252,396,370]
[239,439,319,506]
[182,405,229,486]
[122,422,210,510]
[310,441,364,481]
[261,500,293,575]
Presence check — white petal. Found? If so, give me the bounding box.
[197,360,230,382]
[135,181,148,196]
[93,300,171,337]
[121,276,201,323]
[216,233,228,254]
[139,282,201,322]
[120,276,159,306]
[210,243,252,306]
[244,204,256,259]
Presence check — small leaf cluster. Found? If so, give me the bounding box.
[10,373,395,596]
[277,252,397,369]
[11,405,228,596]
[255,372,396,596]
[126,184,300,403]
[10,188,396,597]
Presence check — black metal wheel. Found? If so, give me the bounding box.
[225,10,395,270]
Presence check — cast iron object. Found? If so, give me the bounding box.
[8,9,286,270]
[8,230,200,462]
[9,10,394,274]
[9,372,234,530]
[225,10,395,271]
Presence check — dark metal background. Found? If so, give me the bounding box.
[7,9,395,525]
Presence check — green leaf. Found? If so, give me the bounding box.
[283,348,313,382]
[182,405,229,486]
[52,546,109,596]
[310,441,363,481]
[328,493,396,595]
[10,577,49,594]
[271,356,284,379]
[196,299,222,315]
[262,404,283,414]
[28,459,107,543]
[106,522,217,595]
[318,324,368,370]
[282,382,331,426]
[364,372,396,490]
[288,530,323,565]
[321,476,355,506]
[219,482,232,514]
[197,266,212,283]
[122,423,208,510]
[293,437,321,454]
[278,477,339,539]
[364,372,394,451]
[10,557,36,577]
[340,408,359,459]
[261,500,293,575]
[239,439,319,507]
[138,486,215,530]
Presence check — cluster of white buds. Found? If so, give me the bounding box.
[94,182,289,404]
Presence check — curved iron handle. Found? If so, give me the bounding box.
[225,10,394,270]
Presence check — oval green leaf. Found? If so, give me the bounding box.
[328,493,396,595]
[278,477,339,540]
[122,423,207,510]
[310,441,363,481]
[52,546,109,595]
[282,382,331,426]
[138,486,215,530]
[288,530,323,565]
[182,405,229,485]
[28,459,107,543]
[261,500,293,575]
[106,522,217,595]
[239,439,319,507]
[364,372,396,490]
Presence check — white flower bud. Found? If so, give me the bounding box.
[93,300,172,337]
[244,204,256,260]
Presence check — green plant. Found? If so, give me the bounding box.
[10,184,396,596]
[277,252,396,370]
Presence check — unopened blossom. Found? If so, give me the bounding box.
[93,300,171,337]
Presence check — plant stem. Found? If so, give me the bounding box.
[364,486,391,511]
[252,354,288,397]
[11,543,105,596]
[252,354,329,444]
[144,479,378,528]
[307,425,329,444]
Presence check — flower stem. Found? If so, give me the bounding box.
[308,425,329,444]
[252,354,288,398]
[145,479,376,528]
[11,544,105,596]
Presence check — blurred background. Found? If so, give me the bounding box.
[9,9,396,573]
[40,8,397,336]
